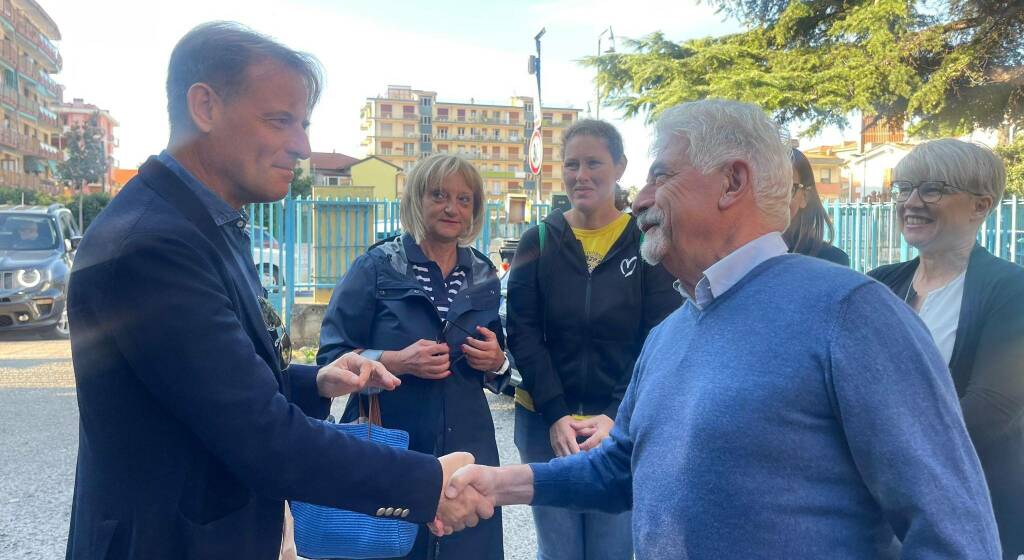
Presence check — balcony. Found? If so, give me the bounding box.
[378,112,418,121]
[37,71,61,101]
[0,86,15,108]
[481,170,515,179]
[0,40,17,69]
[0,127,60,160]
[0,169,53,191]
[13,13,61,72]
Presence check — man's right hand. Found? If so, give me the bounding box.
[549,416,581,457]
[381,340,450,380]
[433,452,492,535]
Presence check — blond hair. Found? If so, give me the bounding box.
[401,154,485,245]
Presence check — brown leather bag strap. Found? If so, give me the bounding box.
[357,393,383,439]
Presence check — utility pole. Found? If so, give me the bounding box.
[596,27,614,120]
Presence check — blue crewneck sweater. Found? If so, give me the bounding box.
[531,254,1000,559]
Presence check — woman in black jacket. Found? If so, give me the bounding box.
[868,139,1024,559]
[318,154,508,560]
[507,120,681,560]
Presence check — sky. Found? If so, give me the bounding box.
[46,0,845,190]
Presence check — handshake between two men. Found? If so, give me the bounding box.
[322,352,539,538]
[433,457,535,536]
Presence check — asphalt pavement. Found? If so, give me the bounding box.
[0,335,538,559]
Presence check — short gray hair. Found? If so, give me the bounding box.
[167,21,323,135]
[894,139,1007,205]
[401,154,485,245]
[653,99,792,229]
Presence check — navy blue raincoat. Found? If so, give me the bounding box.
[318,234,504,560]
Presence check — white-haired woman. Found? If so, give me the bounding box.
[869,139,1024,558]
[318,154,508,560]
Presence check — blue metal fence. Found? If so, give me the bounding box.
[249,196,1022,330]
[826,197,1024,272]
[247,195,551,329]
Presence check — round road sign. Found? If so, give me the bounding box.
[528,128,543,175]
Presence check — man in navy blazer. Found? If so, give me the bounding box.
[65,22,487,559]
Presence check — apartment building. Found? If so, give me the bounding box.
[360,85,580,204]
[0,0,62,192]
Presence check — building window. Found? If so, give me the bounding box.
[421,133,430,142]
[457,127,466,137]
[493,129,501,139]
[381,123,392,137]
[380,141,393,155]
[561,112,573,123]
[524,104,533,113]
[327,177,339,186]
[542,129,552,140]
[403,106,415,118]
[421,97,432,107]
[543,147,553,158]
[404,124,415,136]
[542,164,552,174]
[543,181,552,190]
[404,143,415,156]
[493,147,501,158]
[819,168,833,183]
[421,116,431,125]
[437,108,449,121]
[509,148,519,159]
[437,128,448,139]
[381,104,392,118]
[509,112,520,124]
[457,109,466,121]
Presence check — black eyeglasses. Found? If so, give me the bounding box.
[891,180,982,203]
[258,295,291,370]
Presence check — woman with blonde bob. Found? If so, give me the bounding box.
[869,139,1024,558]
[318,154,508,559]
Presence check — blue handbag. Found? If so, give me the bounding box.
[290,394,419,559]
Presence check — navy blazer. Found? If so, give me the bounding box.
[65,158,442,560]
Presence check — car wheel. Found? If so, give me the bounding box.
[46,306,70,340]
[261,264,282,287]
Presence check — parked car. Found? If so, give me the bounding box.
[0,204,80,339]
[247,225,283,287]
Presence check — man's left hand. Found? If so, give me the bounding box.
[462,326,505,372]
[572,414,614,451]
[316,352,401,399]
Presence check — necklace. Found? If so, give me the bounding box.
[904,267,919,305]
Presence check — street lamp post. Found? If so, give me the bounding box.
[596,27,615,120]
[529,28,545,204]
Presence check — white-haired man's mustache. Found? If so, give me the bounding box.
[636,207,664,229]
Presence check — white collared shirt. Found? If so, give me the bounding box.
[675,232,790,310]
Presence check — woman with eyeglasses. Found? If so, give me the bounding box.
[317,154,508,560]
[868,139,1024,559]
[785,148,849,265]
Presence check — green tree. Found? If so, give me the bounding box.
[996,136,1024,198]
[586,1,1024,137]
[290,166,313,198]
[58,112,109,229]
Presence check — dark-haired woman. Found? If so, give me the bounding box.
[786,148,850,266]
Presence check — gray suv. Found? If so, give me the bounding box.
[0,204,80,338]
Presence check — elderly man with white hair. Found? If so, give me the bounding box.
[439,99,1002,558]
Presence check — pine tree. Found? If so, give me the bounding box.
[586,1,1024,137]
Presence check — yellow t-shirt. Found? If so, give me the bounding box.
[515,213,631,412]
